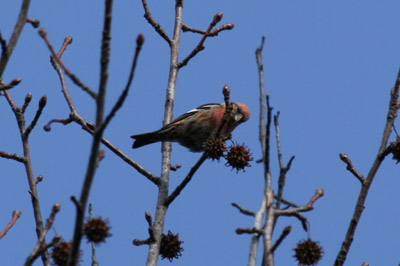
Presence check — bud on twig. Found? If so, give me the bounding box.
[136,33,145,46]
[39,95,47,109]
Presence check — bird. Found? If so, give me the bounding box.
[131,102,250,152]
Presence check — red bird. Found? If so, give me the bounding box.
[131,102,250,152]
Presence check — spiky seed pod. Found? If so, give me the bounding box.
[390,137,400,163]
[51,241,72,266]
[293,239,323,266]
[83,217,111,244]
[225,143,252,172]
[203,137,227,161]
[160,231,184,262]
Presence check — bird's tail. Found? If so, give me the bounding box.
[131,131,160,149]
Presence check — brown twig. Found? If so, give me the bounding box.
[270,226,291,253]
[178,12,223,68]
[0,210,22,239]
[0,151,26,163]
[38,28,97,99]
[256,36,266,160]
[21,92,33,113]
[68,1,113,264]
[274,112,296,211]
[88,204,99,266]
[141,0,172,46]
[132,212,155,246]
[231,202,256,217]
[0,0,31,77]
[339,153,364,183]
[236,227,263,235]
[165,153,207,207]
[24,95,47,137]
[3,89,50,264]
[334,69,400,266]
[25,203,60,266]
[0,78,22,91]
[101,33,144,131]
[182,22,234,36]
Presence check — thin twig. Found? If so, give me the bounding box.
[0,78,22,91]
[274,111,295,212]
[231,202,256,217]
[0,0,31,76]
[25,203,60,266]
[270,226,291,253]
[0,151,25,163]
[182,23,234,36]
[275,189,324,216]
[24,95,47,137]
[3,89,50,265]
[21,92,33,113]
[141,0,172,45]
[68,1,113,265]
[178,12,223,68]
[265,94,273,190]
[236,227,263,235]
[339,153,364,183]
[0,210,21,239]
[165,153,207,206]
[256,36,266,159]
[38,28,97,99]
[101,33,144,131]
[273,195,298,208]
[89,204,99,266]
[334,69,400,266]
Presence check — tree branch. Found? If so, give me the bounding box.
[141,0,172,46]
[178,12,223,68]
[0,210,21,239]
[68,1,113,264]
[334,68,400,266]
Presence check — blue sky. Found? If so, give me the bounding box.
[1,1,400,265]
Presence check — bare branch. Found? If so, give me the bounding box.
[256,36,266,158]
[0,210,21,239]
[68,1,114,264]
[25,203,60,266]
[88,204,99,266]
[182,22,234,36]
[21,92,33,113]
[236,227,263,235]
[3,89,50,264]
[334,69,400,266]
[24,95,47,137]
[275,189,324,216]
[38,28,97,99]
[141,0,172,45]
[0,78,22,91]
[0,0,31,77]
[0,150,25,163]
[178,12,224,68]
[339,153,364,183]
[271,226,291,253]
[165,153,207,207]
[101,33,144,131]
[231,202,256,217]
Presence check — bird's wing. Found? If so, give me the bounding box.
[162,103,222,129]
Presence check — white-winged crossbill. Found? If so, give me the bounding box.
[131,102,250,152]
